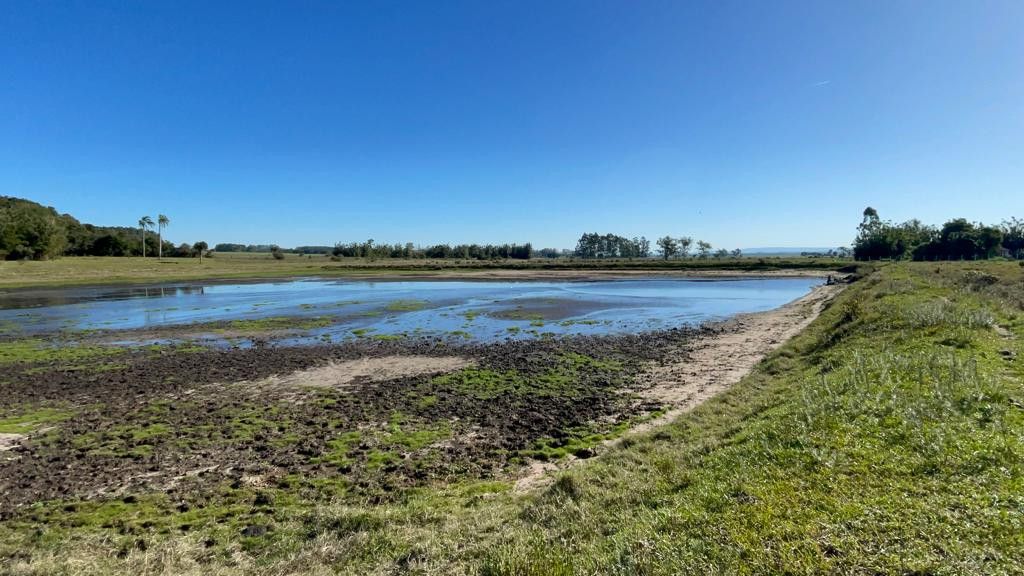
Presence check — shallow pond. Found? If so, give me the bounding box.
[0,277,820,344]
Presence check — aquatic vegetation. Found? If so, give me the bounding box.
[223,316,333,332]
[384,299,428,312]
[0,339,125,365]
[559,318,602,327]
[494,308,546,322]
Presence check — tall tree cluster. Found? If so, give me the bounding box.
[575,233,650,259]
[0,196,67,260]
[0,196,188,260]
[575,233,723,260]
[853,207,1018,261]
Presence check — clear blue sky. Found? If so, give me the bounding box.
[2,1,1022,250]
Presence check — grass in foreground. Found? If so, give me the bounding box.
[1,262,1022,575]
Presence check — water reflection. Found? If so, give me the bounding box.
[0,277,820,343]
[0,284,208,309]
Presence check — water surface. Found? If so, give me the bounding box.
[0,277,820,344]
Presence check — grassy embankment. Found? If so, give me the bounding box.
[1,261,1022,574]
[0,254,844,290]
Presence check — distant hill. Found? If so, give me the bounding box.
[0,195,181,259]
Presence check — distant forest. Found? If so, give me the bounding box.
[214,244,333,254]
[0,196,202,260]
[4,196,1021,263]
[853,207,1023,261]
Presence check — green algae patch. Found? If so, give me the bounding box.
[223,316,334,332]
[0,339,125,365]
[384,300,428,312]
[0,407,73,434]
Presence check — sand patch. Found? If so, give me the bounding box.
[627,283,842,432]
[0,433,25,452]
[256,355,475,391]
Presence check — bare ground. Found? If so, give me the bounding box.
[249,355,475,392]
[514,283,844,491]
[0,434,25,453]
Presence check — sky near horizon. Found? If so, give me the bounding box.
[2,1,1022,250]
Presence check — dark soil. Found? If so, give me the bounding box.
[0,327,711,516]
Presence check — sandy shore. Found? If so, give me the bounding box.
[514,282,844,491]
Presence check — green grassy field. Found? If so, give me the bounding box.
[1,261,1021,574]
[0,255,845,290]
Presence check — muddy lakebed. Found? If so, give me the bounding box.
[0,276,820,531]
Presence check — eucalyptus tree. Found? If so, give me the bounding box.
[138,216,154,257]
[677,236,693,259]
[656,236,678,260]
[697,240,712,259]
[634,236,651,258]
[1002,217,1024,259]
[157,214,170,259]
[574,233,645,259]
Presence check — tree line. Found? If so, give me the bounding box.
[0,196,210,260]
[331,240,535,260]
[853,207,1023,261]
[574,233,738,260]
[214,244,333,254]
[9,194,1021,265]
[0,197,544,262]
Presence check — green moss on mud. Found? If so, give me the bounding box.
[384,299,428,312]
[0,339,125,365]
[0,407,73,434]
[431,352,623,400]
[221,316,333,332]
[313,414,451,471]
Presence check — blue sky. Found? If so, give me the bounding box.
[2,1,1022,250]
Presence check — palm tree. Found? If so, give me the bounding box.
[138,216,154,257]
[157,214,170,259]
[194,241,208,263]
